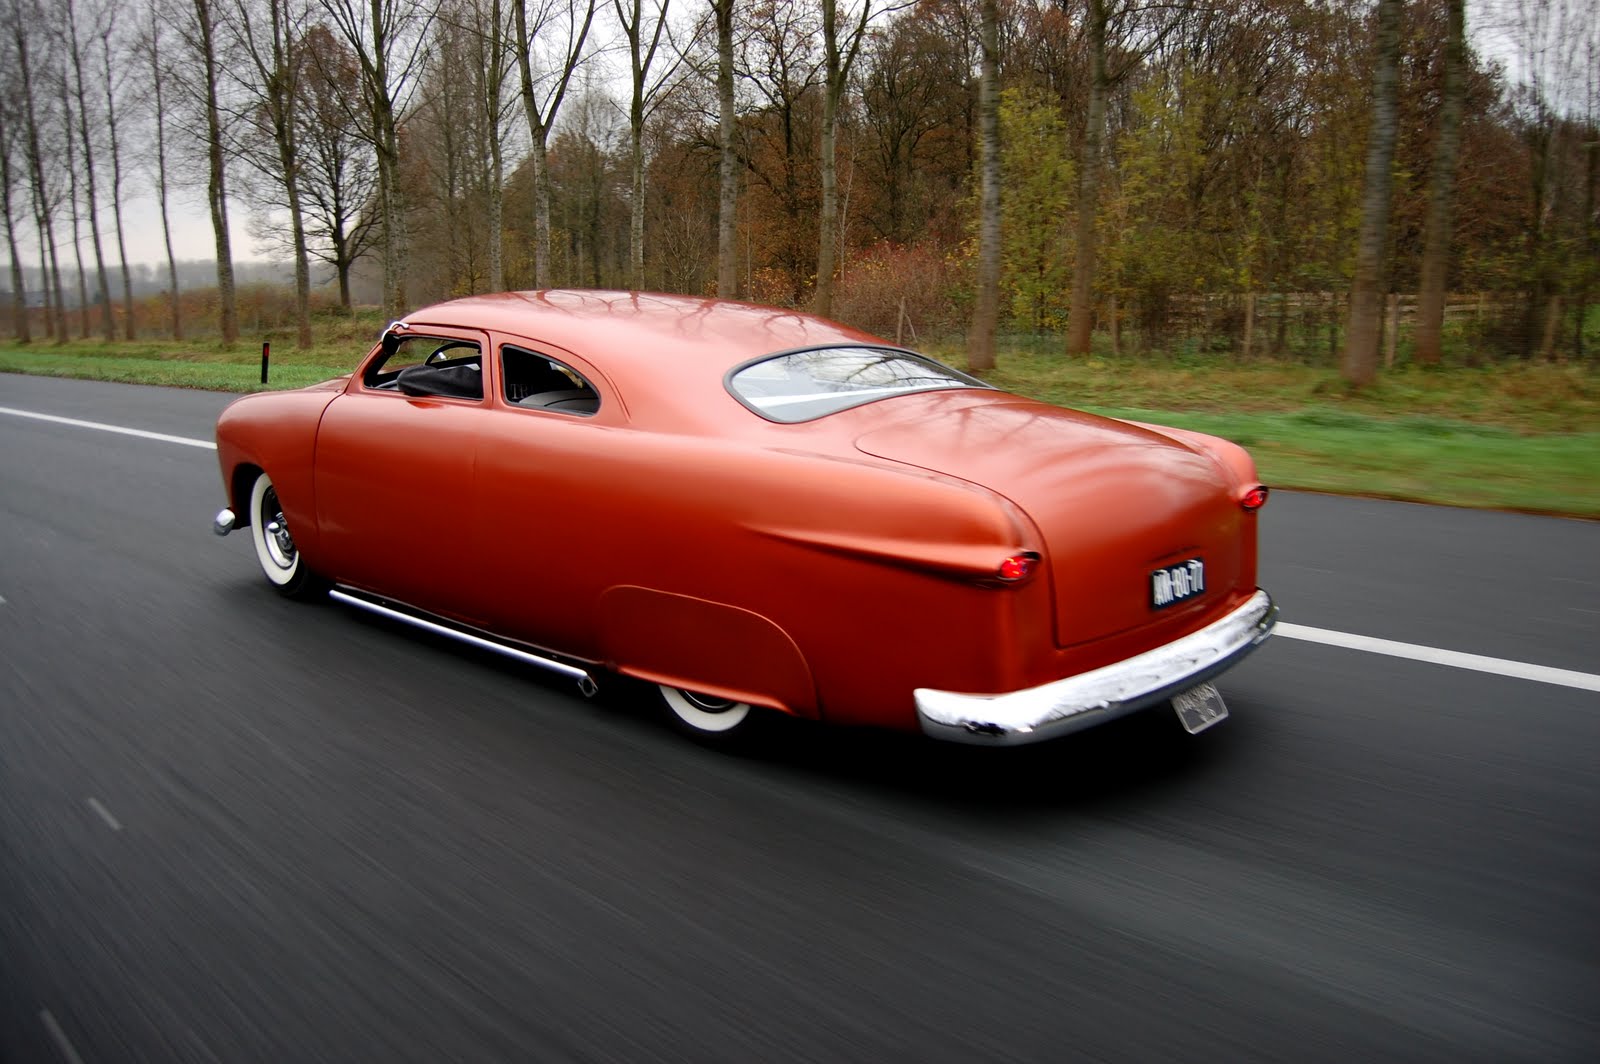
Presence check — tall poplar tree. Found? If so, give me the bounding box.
[1341,0,1404,387]
[967,0,1000,371]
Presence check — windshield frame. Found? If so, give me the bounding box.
[724,344,992,424]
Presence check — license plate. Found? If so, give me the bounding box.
[1151,557,1205,609]
[1171,682,1229,734]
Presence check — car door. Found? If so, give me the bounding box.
[314,326,490,621]
[471,340,626,657]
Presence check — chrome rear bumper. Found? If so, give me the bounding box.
[213,508,238,536]
[915,590,1276,745]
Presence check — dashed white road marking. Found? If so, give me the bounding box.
[1276,622,1600,693]
[3,402,1594,694]
[86,797,123,831]
[0,405,216,450]
[39,1010,87,1064]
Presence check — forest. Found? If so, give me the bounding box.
[0,0,1596,383]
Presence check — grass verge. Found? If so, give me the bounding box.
[3,337,1596,518]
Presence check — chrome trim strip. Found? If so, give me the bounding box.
[329,588,597,690]
[213,508,238,536]
[915,590,1276,745]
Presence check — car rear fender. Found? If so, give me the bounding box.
[597,586,818,718]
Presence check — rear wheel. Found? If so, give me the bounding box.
[657,685,762,744]
[248,471,327,599]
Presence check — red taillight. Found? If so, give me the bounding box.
[998,553,1037,582]
[1241,486,1270,512]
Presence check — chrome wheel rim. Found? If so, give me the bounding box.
[259,486,296,570]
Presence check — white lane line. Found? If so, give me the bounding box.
[0,405,216,450]
[1277,622,1600,693]
[39,1010,87,1064]
[86,797,123,831]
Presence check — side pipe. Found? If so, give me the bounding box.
[329,588,599,696]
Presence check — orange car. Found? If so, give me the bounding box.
[212,290,1275,744]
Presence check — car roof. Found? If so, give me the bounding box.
[401,290,888,373]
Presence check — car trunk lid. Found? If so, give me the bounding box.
[854,398,1244,648]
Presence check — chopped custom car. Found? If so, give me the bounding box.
[212,290,1275,744]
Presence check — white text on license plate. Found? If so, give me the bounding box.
[1151,558,1205,608]
[1171,682,1228,734]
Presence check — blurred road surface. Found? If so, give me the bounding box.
[2,373,1596,1063]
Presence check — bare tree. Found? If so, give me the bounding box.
[319,0,436,319]
[171,0,242,344]
[1413,0,1466,365]
[1340,0,1404,387]
[296,24,379,310]
[1064,0,1193,357]
[13,0,68,341]
[64,0,115,339]
[0,91,31,341]
[59,77,92,338]
[514,0,597,287]
[226,0,315,347]
[141,0,183,338]
[968,0,1000,371]
[814,0,900,317]
[98,7,137,339]
[612,0,677,291]
[711,0,738,297]
[478,0,516,293]
[445,0,517,292]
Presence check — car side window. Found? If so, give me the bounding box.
[363,335,484,401]
[501,345,600,417]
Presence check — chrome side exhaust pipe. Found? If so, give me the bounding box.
[328,588,600,695]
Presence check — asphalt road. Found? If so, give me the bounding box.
[2,372,1596,1063]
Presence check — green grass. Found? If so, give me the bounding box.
[1081,405,1600,517]
[3,334,1598,518]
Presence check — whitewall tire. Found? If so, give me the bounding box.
[658,685,756,738]
[248,471,324,598]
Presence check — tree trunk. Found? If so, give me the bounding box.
[376,111,406,318]
[967,0,1000,372]
[60,81,92,339]
[195,0,238,344]
[488,134,505,291]
[14,9,66,342]
[1576,140,1596,359]
[1067,0,1108,357]
[283,145,314,349]
[814,0,871,319]
[615,0,663,293]
[1413,0,1464,366]
[0,106,30,342]
[482,0,506,293]
[100,28,135,339]
[815,83,838,316]
[66,0,114,341]
[514,0,595,290]
[146,5,182,339]
[1340,0,1403,388]
[531,135,552,287]
[714,0,737,298]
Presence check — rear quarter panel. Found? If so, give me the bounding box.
[471,420,1044,728]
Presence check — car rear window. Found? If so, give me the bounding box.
[727,346,988,423]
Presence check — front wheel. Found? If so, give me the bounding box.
[248,471,327,599]
[657,685,764,745]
